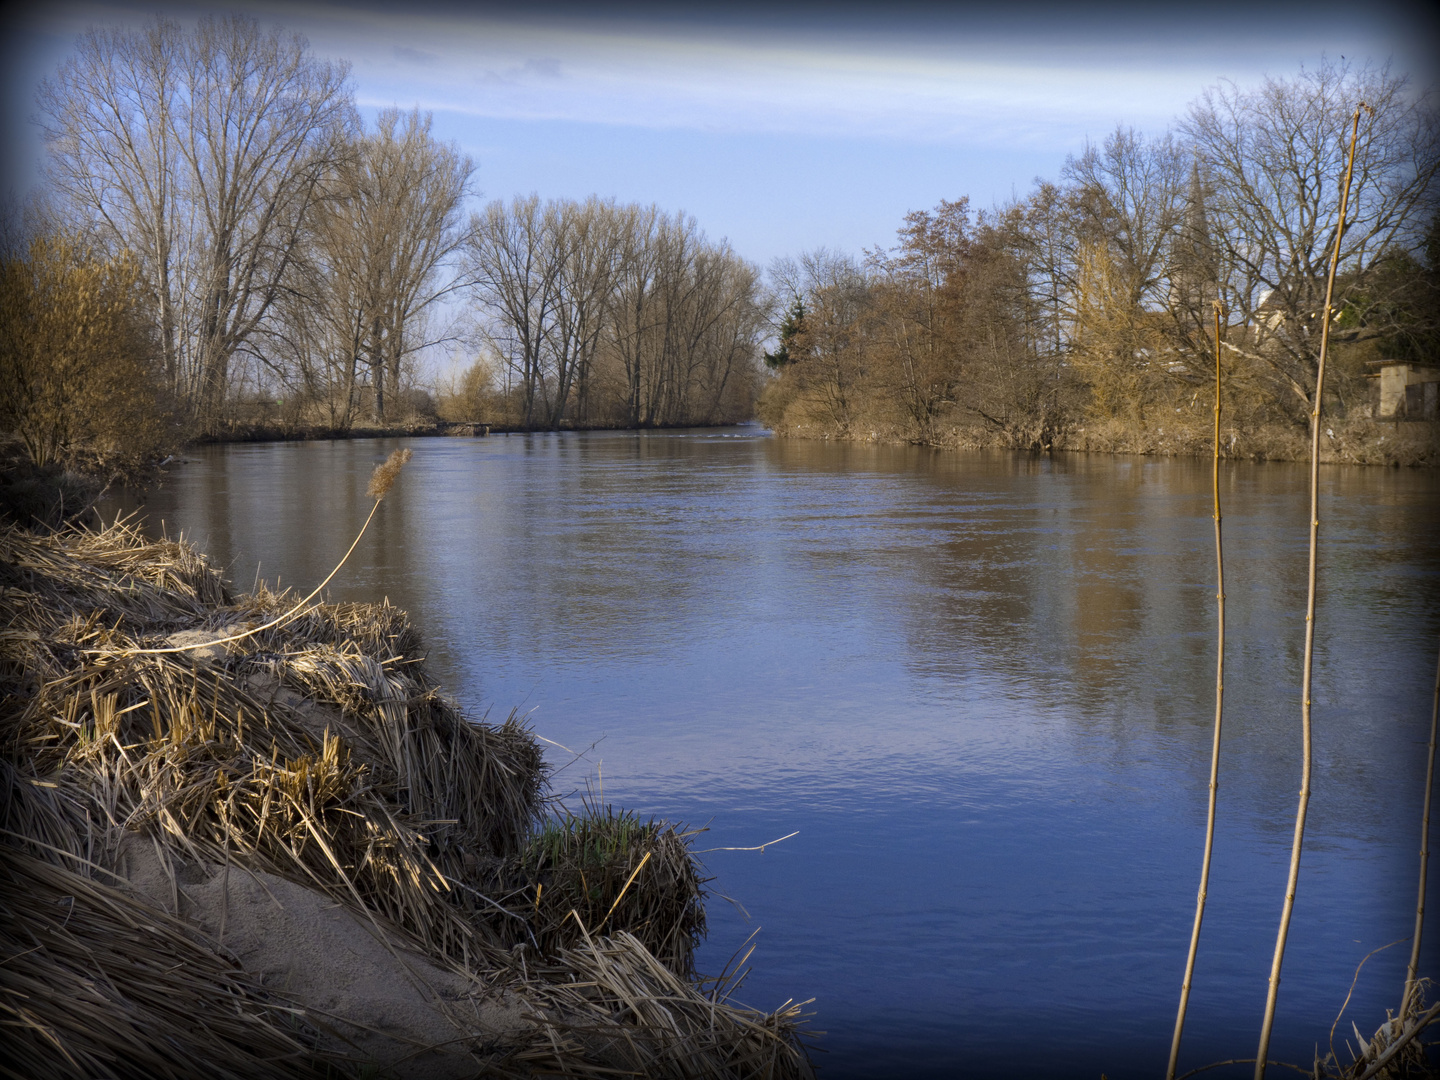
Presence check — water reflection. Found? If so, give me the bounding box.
[106,432,1440,1078]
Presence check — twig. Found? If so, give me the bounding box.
[1402,640,1440,1020]
[1168,301,1229,1080]
[695,831,799,853]
[1178,1059,1313,1080]
[1255,103,1370,1080]
[1355,1001,1440,1080]
[1329,937,1408,1065]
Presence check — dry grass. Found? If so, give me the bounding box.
[1313,982,1438,1080]
[0,830,329,1080]
[0,518,812,1078]
[513,930,814,1079]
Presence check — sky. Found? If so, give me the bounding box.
[3,0,1438,270]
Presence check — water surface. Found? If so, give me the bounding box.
[111,430,1440,1078]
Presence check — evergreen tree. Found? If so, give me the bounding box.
[764,298,807,368]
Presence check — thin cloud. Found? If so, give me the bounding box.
[290,8,1427,147]
[475,56,564,86]
[13,1,1435,203]
[521,57,561,78]
[17,3,1432,147]
[392,45,439,64]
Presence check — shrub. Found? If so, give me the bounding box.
[0,232,169,472]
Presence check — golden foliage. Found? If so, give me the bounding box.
[436,359,498,422]
[0,232,167,469]
[1071,239,1170,423]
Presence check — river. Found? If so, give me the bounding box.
[107,428,1439,1078]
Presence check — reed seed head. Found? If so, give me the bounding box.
[367,448,412,500]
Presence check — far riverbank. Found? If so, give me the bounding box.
[186,411,1440,468]
[191,416,760,445]
[768,413,1440,467]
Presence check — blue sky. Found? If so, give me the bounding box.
[4,1,1437,268]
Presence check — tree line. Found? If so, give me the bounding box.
[460,196,762,429]
[5,24,1435,473]
[1,13,765,475]
[759,59,1439,456]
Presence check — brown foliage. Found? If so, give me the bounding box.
[436,358,501,422]
[0,232,169,472]
[764,61,1439,460]
[764,208,1078,450]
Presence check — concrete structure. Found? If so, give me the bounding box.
[1377,362,1440,420]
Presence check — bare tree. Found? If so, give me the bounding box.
[632,211,705,426]
[779,248,873,436]
[865,199,972,440]
[1063,127,1191,422]
[465,198,765,429]
[1002,181,1081,379]
[956,209,1075,448]
[546,197,624,428]
[352,109,473,421]
[464,195,563,427]
[39,15,353,426]
[658,239,765,425]
[261,187,369,428]
[607,203,667,426]
[1182,58,1440,418]
[266,108,473,425]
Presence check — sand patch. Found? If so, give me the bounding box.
[117,838,528,1078]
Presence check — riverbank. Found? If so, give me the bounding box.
[769,414,1440,467]
[171,409,1440,467]
[193,417,735,444]
[0,519,812,1078]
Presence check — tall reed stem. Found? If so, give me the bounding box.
[1254,105,1367,1080]
[1167,302,1228,1080]
[1402,640,1440,1020]
[117,448,411,656]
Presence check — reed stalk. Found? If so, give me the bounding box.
[118,448,411,656]
[1254,104,1368,1080]
[1167,301,1228,1080]
[1401,640,1440,1020]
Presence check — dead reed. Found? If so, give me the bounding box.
[513,929,814,1079]
[0,516,812,1078]
[1168,301,1229,1080]
[1254,103,1369,1080]
[1308,980,1437,1079]
[125,447,413,656]
[1402,641,1440,1022]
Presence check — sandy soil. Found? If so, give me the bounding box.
[116,837,530,1078]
